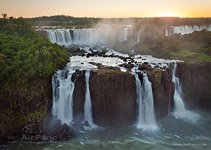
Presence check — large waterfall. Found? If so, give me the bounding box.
[47,29,103,46]
[135,73,158,131]
[172,63,200,122]
[52,69,75,125]
[166,24,211,36]
[46,27,131,47]
[84,70,96,129]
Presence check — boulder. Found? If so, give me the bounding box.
[138,62,153,71]
[119,63,134,70]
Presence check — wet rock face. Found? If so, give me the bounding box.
[177,62,211,109]
[72,68,174,126]
[73,71,85,118]
[89,70,136,126]
[148,68,174,118]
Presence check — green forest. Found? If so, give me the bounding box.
[26,15,101,28]
[0,18,69,138]
[138,30,211,62]
[0,18,69,87]
[26,15,211,27]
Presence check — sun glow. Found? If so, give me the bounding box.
[157,11,180,17]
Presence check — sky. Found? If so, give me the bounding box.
[0,0,211,18]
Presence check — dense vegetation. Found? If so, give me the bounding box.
[0,18,68,87]
[137,30,211,62]
[0,18,69,140]
[25,15,211,28]
[25,15,211,63]
[26,15,101,28]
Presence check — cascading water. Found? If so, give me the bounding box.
[137,29,140,43]
[72,29,102,45]
[46,27,133,47]
[135,73,158,131]
[52,69,75,125]
[166,24,211,36]
[172,63,186,113]
[172,62,200,122]
[47,29,72,46]
[84,70,97,129]
[47,29,103,46]
[123,27,128,41]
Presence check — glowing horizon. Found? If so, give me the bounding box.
[0,0,211,18]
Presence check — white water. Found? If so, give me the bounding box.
[123,28,128,41]
[172,63,200,122]
[46,27,131,47]
[52,69,75,125]
[47,29,102,46]
[137,29,140,43]
[135,73,158,131]
[84,70,96,129]
[166,24,211,36]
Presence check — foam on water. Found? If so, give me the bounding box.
[172,63,200,123]
[135,73,159,132]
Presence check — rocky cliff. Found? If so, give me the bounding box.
[72,67,174,126]
[177,62,211,109]
[0,66,175,142]
[148,68,174,118]
[90,69,136,126]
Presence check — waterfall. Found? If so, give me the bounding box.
[137,29,140,43]
[135,73,158,131]
[123,27,128,41]
[52,69,75,125]
[172,63,200,122]
[166,24,211,36]
[47,29,103,47]
[47,29,72,46]
[134,74,144,125]
[73,29,102,45]
[46,27,134,46]
[172,63,186,114]
[84,70,97,129]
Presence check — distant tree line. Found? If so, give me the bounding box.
[23,15,211,27]
[25,15,101,27]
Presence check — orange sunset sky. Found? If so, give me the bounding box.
[0,0,211,18]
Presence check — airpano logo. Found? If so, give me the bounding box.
[21,134,57,141]
[21,124,57,141]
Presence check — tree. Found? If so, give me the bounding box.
[0,53,5,62]
[1,13,7,19]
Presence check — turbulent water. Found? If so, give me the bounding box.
[172,63,186,116]
[46,27,130,46]
[84,70,96,129]
[8,111,211,149]
[172,63,200,122]
[12,29,209,150]
[52,69,75,125]
[135,73,158,131]
[47,49,207,150]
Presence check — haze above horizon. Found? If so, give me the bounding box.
[1,0,211,18]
